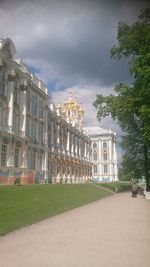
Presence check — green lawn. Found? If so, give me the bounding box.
[0,184,112,235]
[97,182,131,192]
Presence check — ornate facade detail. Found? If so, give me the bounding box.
[8,70,16,82]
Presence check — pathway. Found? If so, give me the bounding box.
[0,192,150,267]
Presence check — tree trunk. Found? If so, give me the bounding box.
[143,144,150,191]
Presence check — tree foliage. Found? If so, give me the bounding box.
[93,8,150,190]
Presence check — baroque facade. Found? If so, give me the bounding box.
[0,38,92,184]
[85,127,118,182]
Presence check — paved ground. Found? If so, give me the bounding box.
[0,192,150,267]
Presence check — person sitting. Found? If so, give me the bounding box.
[131,183,138,197]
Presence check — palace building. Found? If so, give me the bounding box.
[0,38,92,184]
[0,38,118,185]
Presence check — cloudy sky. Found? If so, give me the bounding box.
[0,0,149,151]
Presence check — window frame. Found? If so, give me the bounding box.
[1,144,7,167]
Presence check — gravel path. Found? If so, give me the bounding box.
[0,192,150,267]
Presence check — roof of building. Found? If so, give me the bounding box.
[84,126,116,136]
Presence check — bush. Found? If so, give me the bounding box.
[14,178,21,186]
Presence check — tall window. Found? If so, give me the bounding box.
[93,142,97,148]
[93,165,97,174]
[28,150,32,169]
[40,154,43,169]
[27,92,30,112]
[41,125,44,143]
[103,151,107,161]
[39,99,44,119]
[26,116,29,137]
[32,152,36,169]
[93,152,97,161]
[0,102,3,128]
[14,147,19,167]
[1,144,7,166]
[13,109,19,133]
[35,95,37,116]
[103,142,107,148]
[14,87,18,104]
[0,70,5,96]
[31,95,35,115]
[13,80,19,104]
[104,165,108,173]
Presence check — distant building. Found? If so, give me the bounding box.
[84,127,118,182]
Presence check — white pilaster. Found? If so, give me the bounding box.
[109,139,112,161]
[71,133,74,156]
[113,141,118,181]
[7,138,15,167]
[44,108,48,183]
[19,82,27,137]
[67,130,70,154]
[57,123,60,147]
[50,119,54,149]
[7,70,15,132]
[84,141,87,159]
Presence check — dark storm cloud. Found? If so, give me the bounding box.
[1,0,149,139]
[0,0,149,87]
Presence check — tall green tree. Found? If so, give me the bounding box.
[94,8,150,190]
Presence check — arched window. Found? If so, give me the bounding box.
[103,151,107,161]
[93,142,97,148]
[93,151,97,161]
[103,142,107,148]
[93,165,97,174]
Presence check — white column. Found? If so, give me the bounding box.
[67,130,70,154]
[57,123,60,148]
[7,70,15,132]
[61,125,63,150]
[99,140,102,160]
[19,82,27,137]
[79,138,81,158]
[84,141,87,159]
[21,141,28,168]
[109,163,113,181]
[7,138,15,167]
[109,139,112,161]
[87,142,90,161]
[51,119,54,150]
[75,135,78,156]
[113,141,118,181]
[44,108,48,183]
[71,133,74,156]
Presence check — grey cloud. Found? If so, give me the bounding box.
[0,0,149,88]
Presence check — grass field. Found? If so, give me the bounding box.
[0,184,112,235]
[97,182,131,192]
